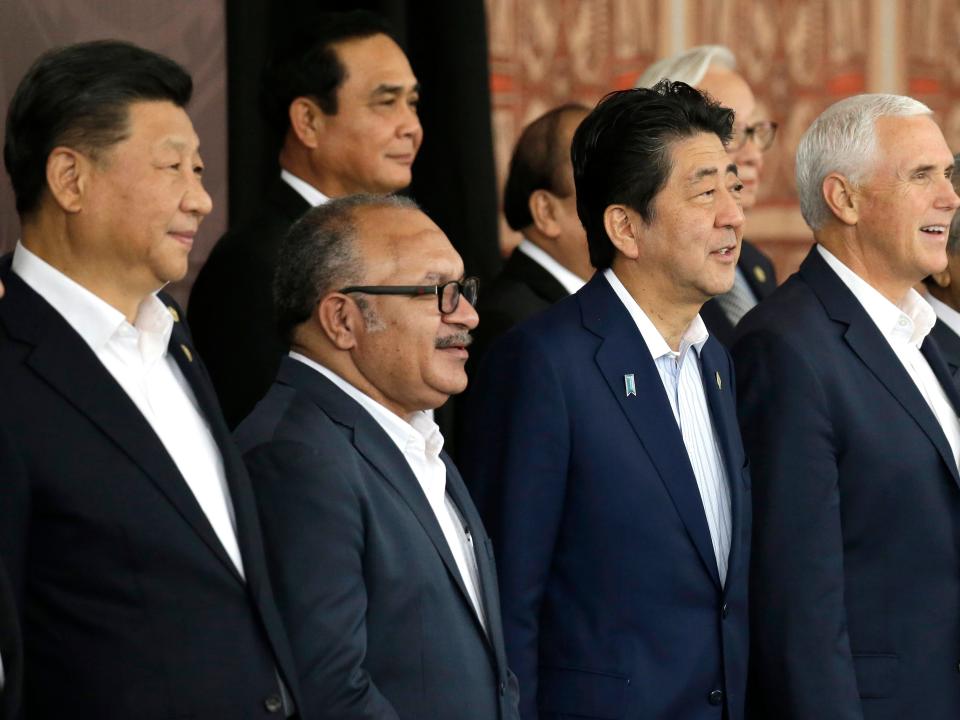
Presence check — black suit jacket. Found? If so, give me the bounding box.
[236,357,520,720]
[930,317,960,380]
[0,268,300,719]
[733,247,960,719]
[701,239,777,347]
[188,180,310,428]
[0,429,20,720]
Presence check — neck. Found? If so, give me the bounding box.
[817,227,912,305]
[279,146,347,200]
[610,257,699,352]
[525,230,592,281]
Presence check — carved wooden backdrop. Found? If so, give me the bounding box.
[488,0,960,282]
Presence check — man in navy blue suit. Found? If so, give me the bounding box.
[734,95,960,719]
[462,81,752,719]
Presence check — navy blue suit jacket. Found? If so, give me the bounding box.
[733,247,960,719]
[462,273,751,720]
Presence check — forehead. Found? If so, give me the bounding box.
[332,33,417,92]
[872,114,952,170]
[664,132,733,186]
[356,206,461,279]
[113,100,200,154]
[697,67,756,123]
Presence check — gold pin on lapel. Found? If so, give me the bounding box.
[167,306,180,322]
[180,344,193,363]
[715,371,723,390]
[753,266,767,284]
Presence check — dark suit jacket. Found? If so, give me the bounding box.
[0,268,300,719]
[0,432,20,720]
[930,317,960,380]
[236,357,520,720]
[700,239,777,347]
[733,247,960,720]
[461,273,751,720]
[188,180,310,428]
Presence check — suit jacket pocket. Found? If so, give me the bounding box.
[853,653,899,699]
[539,666,630,719]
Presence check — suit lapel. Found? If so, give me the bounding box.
[803,250,960,487]
[930,320,960,380]
[580,276,721,588]
[504,249,570,304]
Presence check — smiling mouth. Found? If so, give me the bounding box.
[921,225,947,236]
[713,244,737,256]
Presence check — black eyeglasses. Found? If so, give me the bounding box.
[729,120,778,152]
[339,277,479,315]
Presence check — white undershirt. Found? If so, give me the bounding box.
[12,242,245,577]
[288,352,487,632]
[516,237,588,295]
[280,169,330,208]
[818,245,960,466]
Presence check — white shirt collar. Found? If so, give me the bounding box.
[924,291,960,340]
[280,169,331,208]
[817,244,935,349]
[603,267,709,362]
[288,351,444,458]
[12,241,173,364]
[516,237,588,295]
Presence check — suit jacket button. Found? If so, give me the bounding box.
[264,694,283,713]
[499,681,506,696]
[721,602,729,619]
[708,689,724,706]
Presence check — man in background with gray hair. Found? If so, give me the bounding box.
[733,95,960,718]
[637,46,778,346]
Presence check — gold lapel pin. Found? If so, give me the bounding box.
[715,371,722,390]
[753,266,767,284]
[167,306,180,322]
[180,344,193,363]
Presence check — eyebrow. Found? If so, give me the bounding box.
[371,82,420,97]
[160,138,200,154]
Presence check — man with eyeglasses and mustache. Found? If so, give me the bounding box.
[235,194,520,720]
[638,45,779,347]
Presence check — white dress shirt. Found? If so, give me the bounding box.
[11,242,245,576]
[288,352,488,631]
[604,269,733,584]
[281,169,330,208]
[516,237,588,295]
[926,292,960,340]
[818,245,960,466]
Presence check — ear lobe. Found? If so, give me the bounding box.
[45,147,86,213]
[317,294,360,349]
[288,97,323,149]
[603,205,640,259]
[822,173,859,226]
[529,190,561,238]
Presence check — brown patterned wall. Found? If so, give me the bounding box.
[487,0,956,284]
[0,0,227,307]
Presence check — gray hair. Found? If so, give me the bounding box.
[796,93,932,230]
[635,45,736,89]
[273,193,419,343]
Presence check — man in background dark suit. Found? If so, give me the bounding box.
[236,194,519,719]
[638,45,777,346]
[189,10,422,427]
[923,152,960,378]
[734,94,960,718]
[463,82,751,720]
[0,41,298,718]
[0,427,20,720]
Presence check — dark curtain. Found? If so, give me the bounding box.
[225,0,502,285]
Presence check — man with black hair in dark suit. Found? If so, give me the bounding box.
[189,9,423,427]
[0,40,299,718]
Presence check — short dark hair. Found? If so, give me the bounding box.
[4,40,192,218]
[503,103,589,231]
[261,10,398,145]
[274,193,419,343]
[571,80,734,269]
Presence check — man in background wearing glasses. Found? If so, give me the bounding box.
[235,194,520,720]
[638,45,779,347]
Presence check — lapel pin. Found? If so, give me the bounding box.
[167,306,180,322]
[753,266,767,284]
[715,371,723,390]
[624,373,637,397]
[180,344,193,363]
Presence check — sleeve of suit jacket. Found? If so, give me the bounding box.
[732,328,864,720]
[243,440,401,720]
[461,327,570,720]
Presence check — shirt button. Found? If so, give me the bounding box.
[708,689,724,706]
[898,317,908,327]
[263,694,283,713]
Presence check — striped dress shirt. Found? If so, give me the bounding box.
[604,269,733,584]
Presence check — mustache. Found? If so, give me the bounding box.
[435,331,473,349]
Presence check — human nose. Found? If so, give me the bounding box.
[718,186,745,229]
[445,290,479,330]
[398,103,422,144]
[937,176,960,212]
[183,174,213,218]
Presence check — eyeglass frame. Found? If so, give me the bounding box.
[338,276,480,315]
[728,120,778,152]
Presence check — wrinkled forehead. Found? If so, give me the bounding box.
[356,206,463,282]
[871,114,953,173]
[665,131,737,184]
